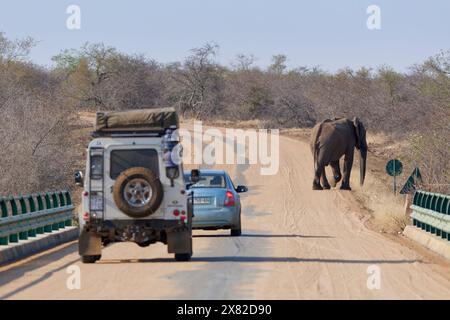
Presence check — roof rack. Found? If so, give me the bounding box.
[91,130,164,138]
[94,108,179,135]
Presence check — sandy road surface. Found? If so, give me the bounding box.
[1,130,450,299]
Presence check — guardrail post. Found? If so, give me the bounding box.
[8,197,19,243]
[35,194,45,234]
[27,195,38,237]
[44,193,53,233]
[18,196,30,240]
[56,192,66,229]
[0,198,8,245]
[51,193,61,231]
[64,191,73,226]
[65,191,72,205]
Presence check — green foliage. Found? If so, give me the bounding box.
[52,49,82,72]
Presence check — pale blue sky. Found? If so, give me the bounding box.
[1,0,449,71]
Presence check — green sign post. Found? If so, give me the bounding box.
[386,159,403,194]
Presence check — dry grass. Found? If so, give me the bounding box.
[199,118,267,130]
[350,167,409,234]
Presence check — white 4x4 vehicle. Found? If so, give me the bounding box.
[74,108,193,263]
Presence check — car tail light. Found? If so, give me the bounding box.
[181,210,186,215]
[180,216,187,222]
[173,209,180,216]
[224,191,235,207]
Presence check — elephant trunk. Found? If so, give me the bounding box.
[359,147,367,186]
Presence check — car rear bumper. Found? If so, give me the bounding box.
[83,218,187,234]
[192,207,239,229]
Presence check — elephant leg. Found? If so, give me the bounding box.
[313,164,324,190]
[341,150,354,190]
[330,161,341,187]
[321,169,331,189]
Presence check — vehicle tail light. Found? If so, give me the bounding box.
[181,210,186,215]
[224,191,235,207]
[173,209,180,216]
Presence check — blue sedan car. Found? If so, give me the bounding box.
[184,170,248,236]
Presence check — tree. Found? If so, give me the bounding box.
[169,43,224,118]
[269,54,287,75]
[232,54,257,71]
[0,32,35,62]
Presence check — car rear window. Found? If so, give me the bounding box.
[110,149,159,179]
[185,173,226,188]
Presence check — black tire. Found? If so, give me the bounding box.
[230,228,241,236]
[230,211,242,236]
[81,255,101,264]
[137,241,151,247]
[175,253,191,261]
[113,167,164,218]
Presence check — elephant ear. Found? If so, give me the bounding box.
[352,117,362,149]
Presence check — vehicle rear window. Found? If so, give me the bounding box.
[110,149,159,179]
[184,173,226,188]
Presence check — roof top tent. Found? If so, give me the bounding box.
[92,107,179,137]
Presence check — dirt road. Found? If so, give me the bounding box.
[1,131,449,299]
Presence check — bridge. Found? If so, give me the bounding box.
[0,135,449,299]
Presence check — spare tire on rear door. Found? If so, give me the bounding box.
[113,167,163,218]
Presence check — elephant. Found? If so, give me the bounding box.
[310,117,367,191]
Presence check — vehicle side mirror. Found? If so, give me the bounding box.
[74,170,84,187]
[190,169,200,183]
[235,185,248,193]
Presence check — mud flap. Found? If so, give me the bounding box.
[167,230,192,254]
[78,229,102,256]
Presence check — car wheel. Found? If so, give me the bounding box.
[175,253,192,261]
[231,211,242,236]
[81,255,101,264]
[230,228,241,236]
[113,167,163,218]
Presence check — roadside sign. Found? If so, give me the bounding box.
[386,159,403,177]
[400,167,423,194]
[386,159,403,194]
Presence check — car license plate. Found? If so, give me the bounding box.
[194,197,211,205]
[90,196,103,211]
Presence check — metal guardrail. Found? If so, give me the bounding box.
[0,191,74,245]
[411,190,450,241]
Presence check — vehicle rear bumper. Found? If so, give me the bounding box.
[83,218,187,234]
[192,207,239,229]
